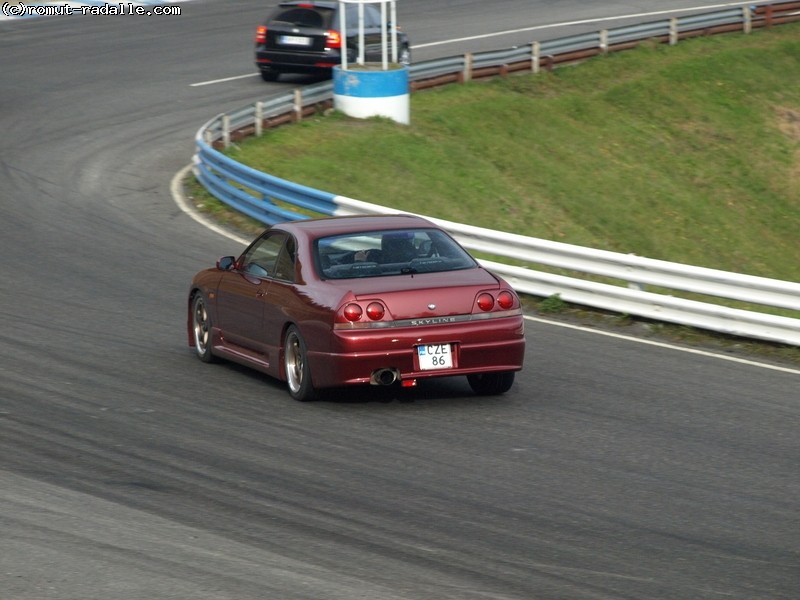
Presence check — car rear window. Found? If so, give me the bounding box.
[270,7,333,29]
[316,228,477,279]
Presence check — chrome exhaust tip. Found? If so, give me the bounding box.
[371,368,399,386]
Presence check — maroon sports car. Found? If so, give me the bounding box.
[188,214,525,400]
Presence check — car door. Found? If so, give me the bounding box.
[259,234,299,367]
[215,232,288,352]
[343,4,384,63]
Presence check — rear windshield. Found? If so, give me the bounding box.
[316,228,477,279]
[270,7,334,28]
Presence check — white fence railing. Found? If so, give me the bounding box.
[331,197,800,346]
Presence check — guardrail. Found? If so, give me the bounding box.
[192,1,800,346]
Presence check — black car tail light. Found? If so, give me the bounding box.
[255,25,267,44]
[325,29,342,48]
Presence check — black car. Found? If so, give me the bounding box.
[254,0,411,82]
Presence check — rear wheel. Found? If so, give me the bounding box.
[191,294,217,363]
[284,326,316,401]
[467,371,515,396]
[260,70,280,82]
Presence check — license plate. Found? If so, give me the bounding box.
[279,35,312,46]
[417,344,453,370]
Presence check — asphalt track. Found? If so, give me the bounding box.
[1,1,798,598]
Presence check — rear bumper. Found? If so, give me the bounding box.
[256,49,342,72]
[307,315,525,388]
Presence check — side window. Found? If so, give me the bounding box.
[273,236,296,282]
[344,5,380,30]
[344,5,358,31]
[240,232,288,278]
[363,5,382,29]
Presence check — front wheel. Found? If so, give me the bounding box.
[191,294,217,364]
[284,326,316,401]
[467,371,515,396]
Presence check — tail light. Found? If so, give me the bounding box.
[326,29,342,48]
[476,293,494,312]
[342,301,387,322]
[497,290,516,310]
[343,303,363,322]
[255,25,267,44]
[476,290,518,312]
[366,302,385,320]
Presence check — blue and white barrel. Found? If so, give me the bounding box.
[333,66,409,125]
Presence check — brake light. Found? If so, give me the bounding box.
[366,302,385,321]
[255,25,267,44]
[326,29,342,48]
[497,290,515,310]
[343,303,363,322]
[476,293,494,312]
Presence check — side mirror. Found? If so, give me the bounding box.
[217,256,236,271]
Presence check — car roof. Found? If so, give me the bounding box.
[278,1,338,10]
[277,214,438,240]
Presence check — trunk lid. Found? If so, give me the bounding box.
[346,268,500,319]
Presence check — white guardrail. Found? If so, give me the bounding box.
[193,1,800,346]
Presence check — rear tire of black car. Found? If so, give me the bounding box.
[398,44,411,66]
[260,70,280,82]
[467,371,515,395]
[192,293,217,364]
[284,325,317,401]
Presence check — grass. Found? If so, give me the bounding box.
[185,23,800,365]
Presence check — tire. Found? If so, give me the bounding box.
[191,294,217,364]
[467,371,515,396]
[260,70,280,82]
[284,326,317,401]
[398,44,411,66]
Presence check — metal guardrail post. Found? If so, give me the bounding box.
[222,115,230,149]
[531,41,540,74]
[670,17,678,45]
[293,89,303,122]
[743,6,752,33]
[599,30,608,53]
[255,101,263,137]
[463,53,473,83]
